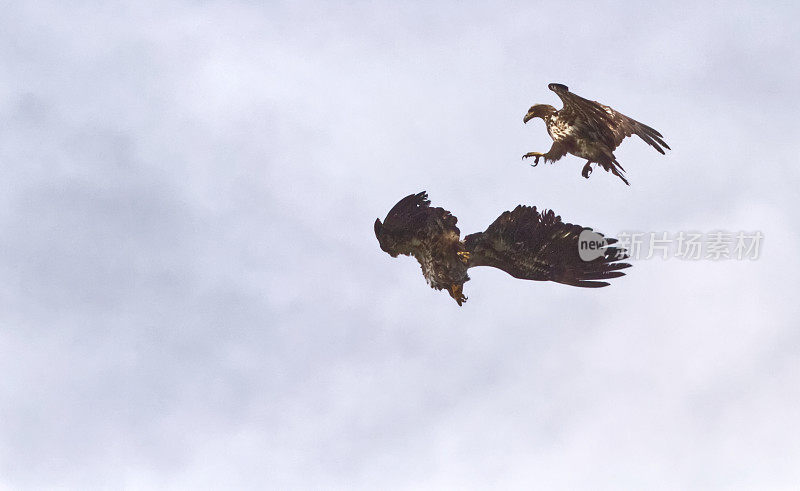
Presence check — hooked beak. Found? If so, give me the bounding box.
[523,112,534,124]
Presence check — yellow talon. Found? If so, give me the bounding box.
[457,251,470,263]
[449,283,466,305]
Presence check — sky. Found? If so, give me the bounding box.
[0,1,799,489]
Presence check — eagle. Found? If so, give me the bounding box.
[523,83,670,185]
[374,192,631,305]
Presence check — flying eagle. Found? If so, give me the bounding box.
[523,83,670,185]
[374,192,631,305]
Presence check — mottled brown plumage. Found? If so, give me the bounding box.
[523,83,670,185]
[374,192,631,305]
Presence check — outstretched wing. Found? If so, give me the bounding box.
[463,205,630,287]
[374,191,459,257]
[549,83,670,154]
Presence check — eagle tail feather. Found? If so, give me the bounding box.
[605,160,630,186]
[633,121,670,153]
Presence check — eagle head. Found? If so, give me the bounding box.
[523,104,557,123]
[374,217,401,257]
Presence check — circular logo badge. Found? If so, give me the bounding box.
[578,229,608,261]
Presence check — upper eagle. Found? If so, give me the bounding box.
[523,83,670,185]
[374,191,631,305]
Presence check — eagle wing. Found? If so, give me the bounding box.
[464,205,630,288]
[375,191,460,240]
[549,83,670,154]
[374,191,460,256]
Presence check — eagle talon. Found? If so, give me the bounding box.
[457,251,470,264]
[523,152,544,166]
[448,284,467,306]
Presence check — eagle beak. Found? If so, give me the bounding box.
[523,112,534,124]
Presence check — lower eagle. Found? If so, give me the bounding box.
[374,192,631,305]
[523,83,670,185]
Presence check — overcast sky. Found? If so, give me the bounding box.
[1,1,798,489]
